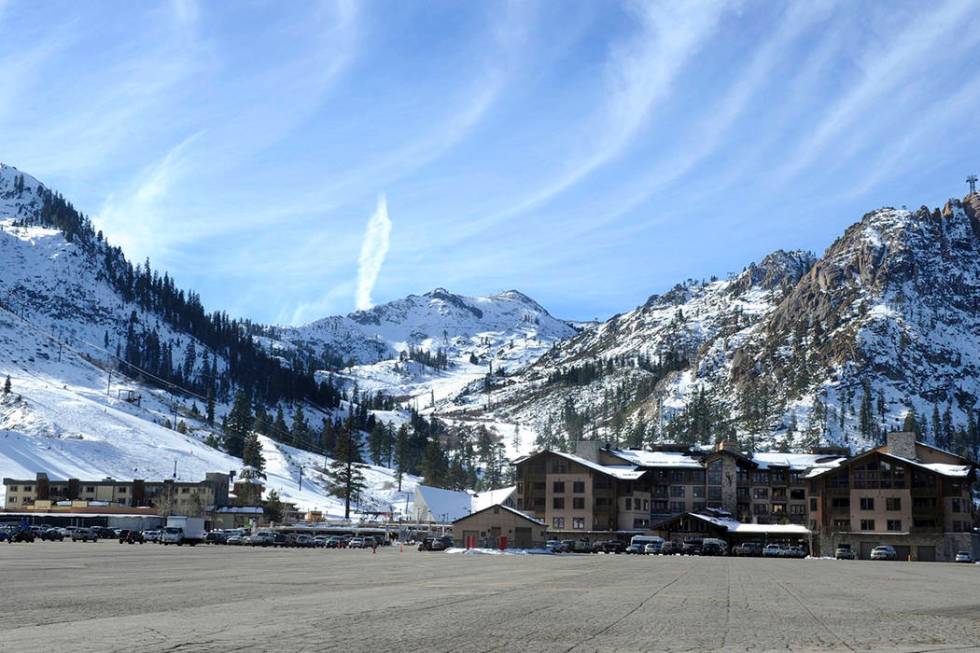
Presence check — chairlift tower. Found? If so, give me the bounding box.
[968,175,978,194]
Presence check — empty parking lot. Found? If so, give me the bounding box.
[1,542,979,652]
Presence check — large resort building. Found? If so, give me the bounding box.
[512,432,976,560]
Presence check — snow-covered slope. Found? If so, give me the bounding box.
[273,288,578,408]
[0,163,419,514]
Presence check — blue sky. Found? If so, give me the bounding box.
[2,1,979,325]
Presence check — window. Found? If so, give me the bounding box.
[671,470,685,482]
[23,485,33,492]
[771,487,786,500]
[753,504,768,515]
[790,489,805,501]
[652,486,668,497]
[707,461,722,485]
[886,520,902,531]
[552,517,565,529]
[669,501,685,513]
[912,497,936,510]
[952,498,962,513]
[860,519,875,531]
[179,487,188,494]
[533,481,546,491]
[859,497,874,511]
[790,504,806,515]
[572,481,585,493]
[708,487,722,501]
[533,497,545,508]
[692,486,705,498]
[809,498,818,511]
[516,482,524,495]
[551,461,567,473]
[553,481,565,494]
[572,497,585,510]
[7,486,16,492]
[552,497,564,510]
[832,519,850,531]
[595,497,611,507]
[752,471,769,484]
[670,486,685,497]
[913,518,936,528]
[753,487,769,500]
[625,497,632,510]
[886,498,901,511]
[652,500,668,512]
[736,487,749,499]
[572,517,585,529]
[119,487,128,494]
[633,518,649,529]
[771,503,786,514]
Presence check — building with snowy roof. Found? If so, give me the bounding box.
[511,433,975,556]
[412,484,517,523]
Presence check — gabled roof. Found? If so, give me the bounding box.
[415,485,473,522]
[513,449,645,480]
[452,502,545,526]
[471,486,516,513]
[809,448,973,479]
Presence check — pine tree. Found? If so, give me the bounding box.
[902,408,918,434]
[223,391,253,458]
[291,404,310,448]
[326,423,366,519]
[242,431,265,471]
[420,437,449,487]
[931,404,942,446]
[205,388,215,426]
[2,375,10,395]
[395,424,409,492]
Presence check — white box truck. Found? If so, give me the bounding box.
[161,516,206,546]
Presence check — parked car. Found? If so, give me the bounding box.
[870,545,897,561]
[226,535,244,546]
[660,541,682,555]
[119,530,145,544]
[0,528,11,543]
[326,536,346,549]
[205,531,227,545]
[312,536,328,548]
[643,542,663,554]
[834,544,856,560]
[348,536,368,549]
[143,529,161,543]
[72,528,98,542]
[10,528,35,543]
[955,551,973,563]
[762,543,786,558]
[546,539,564,553]
[249,531,274,547]
[418,535,453,551]
[93,526,115,539]
[295,534,315,548]
[599,540,628,554]
[681,540,702,556]
[784,545,807,559]
[733,542,763,557]
[700,538,728,556]
[40,528,65,541]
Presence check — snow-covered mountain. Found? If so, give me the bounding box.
[454,195,980,457]
[270,287,578,409]
[0,163,419,514]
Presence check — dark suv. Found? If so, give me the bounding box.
[599,540,628,554]
[418,535,453,551]
[118,530,145,544]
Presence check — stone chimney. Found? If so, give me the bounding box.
[575,440,601,462]
[715,439,740,454]
[886,431,917,460]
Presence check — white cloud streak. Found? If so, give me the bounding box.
[355,195,392,311]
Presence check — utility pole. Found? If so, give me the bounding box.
[968,175,978,195]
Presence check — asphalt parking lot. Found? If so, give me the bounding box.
[1,542,978,652]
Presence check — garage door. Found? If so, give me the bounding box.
[917,546,936,562]
[514,527,532,548]
[893,546,911,561]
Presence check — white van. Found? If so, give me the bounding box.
[628,535,665,554]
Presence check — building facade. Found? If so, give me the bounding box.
[512,433,975,559]
[809,432,975,561]
[2,471,230,517]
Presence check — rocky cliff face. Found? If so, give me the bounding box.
[457,197,980,455]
